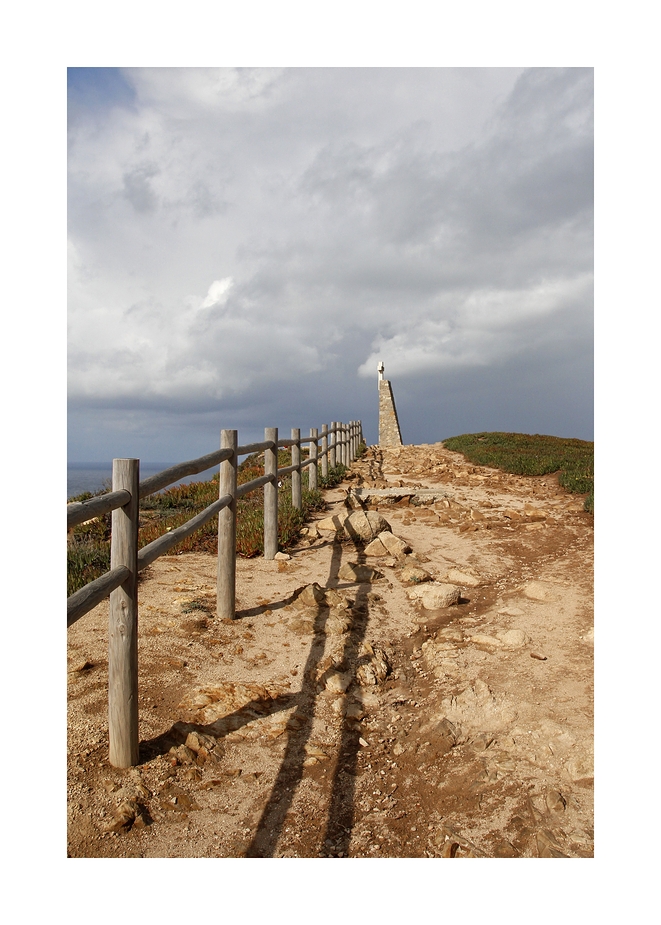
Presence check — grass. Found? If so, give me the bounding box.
[443,431,593,512]
[68,450,349,595]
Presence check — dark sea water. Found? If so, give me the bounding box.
[67,463,218,500]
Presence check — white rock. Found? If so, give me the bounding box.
[497,606,525,616]
[338,562,383,582]
[364,537,388,557]
[317,512,349,532]
[344,511,392,542]
[520,581,555,601]
[470,634,504,648]
[438,628,464,643]
[445,568,481,587]
[565,754,593,781]
[440,679,516,733]
[325,610,352,635]
[294,583,327,608]
[346,701,365,720]
[408,583,461,610]
[378,532,411,556]
[495,629,530,648]
[324,670,352,693]
[400,565,432,584]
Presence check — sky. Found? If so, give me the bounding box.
[68,66,593,461]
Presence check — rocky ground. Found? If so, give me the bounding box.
[67,441,594,858]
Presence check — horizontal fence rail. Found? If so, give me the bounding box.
[67,566,130,628]
[67,418,364,767]
[67,490,132,529]
[138,448,234,499]
[137,493,233,571]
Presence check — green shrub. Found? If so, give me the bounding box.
[67,537,111,597]
[320,464,348,489]
[68,448,342,592]
[444,432,593,512]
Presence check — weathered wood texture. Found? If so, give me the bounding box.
[237,440,276,456]
[68,419,361,767]
[321,424,328,478]
[235,473,274,498]
[309,428,318,491]
[67,566,129,627]
[217,430,237,621]
[137,494,232,571]
[108,459,140,768]
[330,421,337,468]
[138,448,233,499]
[291,428,301,511]
[67,490,131,529]
[263,427,278,559]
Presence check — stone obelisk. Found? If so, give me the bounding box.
[378,361,403,446]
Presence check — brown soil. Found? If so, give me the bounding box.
[67,442,593,858]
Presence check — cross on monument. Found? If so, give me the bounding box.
[377,360,385,381]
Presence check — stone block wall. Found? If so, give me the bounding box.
[379,379,403,446]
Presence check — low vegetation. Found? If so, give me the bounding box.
[68,450,348,596]
[443,432,593,512]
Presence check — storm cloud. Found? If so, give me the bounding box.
[68,67,592,460]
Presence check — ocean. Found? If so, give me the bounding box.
[67,463,219,500]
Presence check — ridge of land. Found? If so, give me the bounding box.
[67,441,594,858]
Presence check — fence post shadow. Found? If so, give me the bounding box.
[67,420,360,774]
[245,535,346,857]
[318,544,372,857]
[245,531,374,858]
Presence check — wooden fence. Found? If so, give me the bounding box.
[67,420,364,767]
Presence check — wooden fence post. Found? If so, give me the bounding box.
[291,427,301,510]
[309,427,318,490]
[217,429,237,620]
[350,421,355,461]
[341,422,348,467]
[264,427,278,559]
[108,458,140,768]
[321,424,328,479]
[330,422,337,469]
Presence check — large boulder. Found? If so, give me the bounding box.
[408,582,461,609]
[292,583,327,609]
[445,568,481,587]
[400,565,433,584]
[317,512,349,532]
[344,511,392,543]
[364,537,388,557]
[378,531,411,556]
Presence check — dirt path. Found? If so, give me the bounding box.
[67,442,594,858]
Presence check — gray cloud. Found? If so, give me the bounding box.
[68,67,592,461]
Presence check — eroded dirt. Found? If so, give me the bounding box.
[67,442,593,857]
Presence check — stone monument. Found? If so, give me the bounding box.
[378,361,403,446]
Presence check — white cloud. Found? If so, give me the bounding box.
[201,277,234,309]
[358,274,593,378]
[68,67,593,456]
